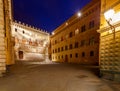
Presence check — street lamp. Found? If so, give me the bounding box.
[77,12,81,17]
[52,32,55,35]
[104,9,115,39]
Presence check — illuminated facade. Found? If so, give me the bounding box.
[0,0,50,76]
[0,0,13,76]
[97,0,120,81]
[11,21,50,61]
[51,0,100,65]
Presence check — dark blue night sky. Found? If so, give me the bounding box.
[13,0,91,33]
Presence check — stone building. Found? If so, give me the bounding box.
[50,0,100,65]
[11,21,50,61]
[97,0,120,81]
[0,0,13,76]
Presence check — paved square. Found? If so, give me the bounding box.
[0,62,119,91]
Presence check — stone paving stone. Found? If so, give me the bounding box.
[0,62,119,91]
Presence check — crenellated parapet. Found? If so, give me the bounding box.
[13,20,49,35]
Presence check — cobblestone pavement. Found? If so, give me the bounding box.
[0,61,119,91]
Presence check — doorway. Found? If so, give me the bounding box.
[65,55,68,62]
[19,51,23,59]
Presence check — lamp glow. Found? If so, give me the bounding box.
[104,9,115,20]
[77,12,81,17]
[66,22,68,26]
[52,32,54,35]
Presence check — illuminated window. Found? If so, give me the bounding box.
[65,34,69,40]
[75,29,79,35]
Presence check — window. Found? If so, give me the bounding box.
[75,42,79,48]
[58,38,61,43]
[75,29,79,35]
[82,52,85,57]
[89,20,94,29]
[70,54,72,58]
[55,49,57,53]
[15,28,17,32]
[75,53,78,58]
[61,47,64,51]
[89,37,95,45]
[80,40,85,47]
[65,45,68,50]
[23,30,25,34]
[81,25,86,32]
[61,55,63,59]
[52,50,54,53]
[58,48,60,52]
[65,34,69,40]
[58,56,60,59]
[55,40,57,44]
[90,51,94,56]
[69,44,73,49]
[69,32,73,38]
[61,37,63,41]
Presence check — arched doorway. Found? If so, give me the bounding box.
[19,51,23,59]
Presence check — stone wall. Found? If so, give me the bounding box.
[0,0,7,76]
[98,0,120,81]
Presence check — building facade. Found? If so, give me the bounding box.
[97,0,120,81]
[0,0,13,76]
[11,21,50,61]
[50,0,100,65]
